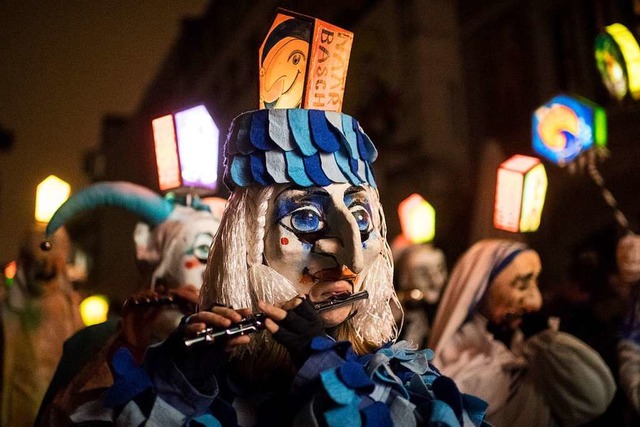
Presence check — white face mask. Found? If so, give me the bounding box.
[399,245,448,304]
[263,183,383,326]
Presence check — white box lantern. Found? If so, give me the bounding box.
[494,155,548,233]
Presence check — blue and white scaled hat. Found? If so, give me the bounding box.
[223,108,378,189]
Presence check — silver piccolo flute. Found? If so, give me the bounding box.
[183,291,369,347]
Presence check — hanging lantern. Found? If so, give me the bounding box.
[152,104,220,193]
[35,175,71,223]
[494,155,548,233]
[532,94,607,166]
[398,194,436,243]
[595,23,640,101]
[3,261,16,287]
[79,294,109,326]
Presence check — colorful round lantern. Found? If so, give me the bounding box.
[595,23,640,101]
[532,94,607,166]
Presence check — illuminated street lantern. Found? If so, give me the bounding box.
[494,155,548,233]
[35,175,71,223]
[79,294,109,326]
[595,23,640,101]
[532,94,607,166]
[3,261,16,287]
[152,104,220,193]
[398,194,436,243]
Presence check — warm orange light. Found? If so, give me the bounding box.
[3,260,16,287]
[398,194,436,243]
[494,155,548,233]
[35,175,71,223]
[152,115,182,191]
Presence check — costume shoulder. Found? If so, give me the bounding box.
[35,319,121,425]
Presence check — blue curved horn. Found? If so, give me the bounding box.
[46,181,174,237]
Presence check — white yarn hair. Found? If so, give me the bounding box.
[200,184,400,357]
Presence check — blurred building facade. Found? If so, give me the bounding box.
[81,0,640,300]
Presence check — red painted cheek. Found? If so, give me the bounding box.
[184,259,198,269]
[280,237,289,246]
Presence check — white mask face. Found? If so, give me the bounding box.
[400,246,447,304]
[263,183,383,326]
[147,209,220,291]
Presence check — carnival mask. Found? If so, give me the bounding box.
[398,245,447,304]
[478,250,543,329]
[264,183,383,326]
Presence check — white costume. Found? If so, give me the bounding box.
[430,239,615,426]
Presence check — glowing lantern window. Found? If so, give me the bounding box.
[80,295,109,326]
[494,155,548,233]
[595,23,640,100]
[4,261,16,287]
[532,94,607,166]
[152,105,219,192]
[35,175,71,223]
[398,194,436,243]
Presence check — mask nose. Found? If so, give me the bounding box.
[313,205,364,274]
[523,285,543,313]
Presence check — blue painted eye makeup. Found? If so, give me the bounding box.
[344,186,374,241]
[282,206,326,234]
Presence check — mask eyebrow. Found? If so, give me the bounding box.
[345,185,366,195]
[274,185,329,200]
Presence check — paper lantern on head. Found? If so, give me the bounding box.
[532,94,607,167]
[152,104,220,194]
[494,155,548,233]
[259,9,353,112]
[35,175,71,223]
[399,194,436,243]
[595,23,640,101]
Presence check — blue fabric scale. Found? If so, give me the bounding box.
[223,109,378,189]
[103,347,152,408]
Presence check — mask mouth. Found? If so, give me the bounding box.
[501,311,525,328]
[309,266,358,282]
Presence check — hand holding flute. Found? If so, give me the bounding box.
[183,291,369,349]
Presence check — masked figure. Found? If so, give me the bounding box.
[43,10,491,427]
[429,239,615,427]
[35,182,221,425]
[1,225,84,427]
[56,111,491,426]
[395,244,448,348]
[616,233,640,415]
